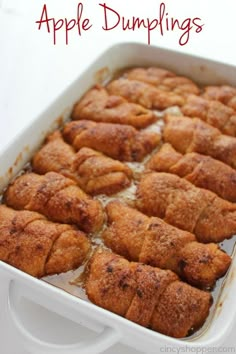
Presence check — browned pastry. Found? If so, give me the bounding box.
[4,172,104,233]
[125,67,176,85]
[181,95,236,136]
[73,147,133,195]
[103,201,231,288]
[136,172,236,243]
[63,120,160,162]
[71,86,156,129]
[163,115,236,169]
[33,132,133,195]
[32,131,77,180]
[106,78,185,110]
[147,143,236,202]
[124,67,200,96]
[0,205,90,277]
[202,85,236,110]
[86,249,212,338]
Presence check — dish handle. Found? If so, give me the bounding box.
[7,279,121,354]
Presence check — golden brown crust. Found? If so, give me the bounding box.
[0,205,90,277]
[147,143,183,173]
[160,77,200,96]
[71,86,156,129]
[125,262,167,327]
[44,228,90,275]
[4,172,104,233]
[32,131,77,180]
[73,147,133,195]
[136,172,236,243]
[124,67,175,85]
[2,66,235,339]
[151,280,211,338]
[86,250,137,316]
[103,201,231,288]
[86,249,212,338]
[147,143,236,202]
[202,85,236,110]
[32,132,133,196]
[164,115,236,169]
[63,120,160,162]
[125,67,200,96]
[181,95,236,136]
[107,78,185,110]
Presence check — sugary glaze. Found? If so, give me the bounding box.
[1,67,236,339]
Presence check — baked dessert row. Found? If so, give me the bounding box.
[86,249,212,339]
[2,183,232,290]
[1,66,236,340]
[0,204,90,277]
[0,196,214,338]
[2,113,235,281]
[4,120,236,243]
[72,67,236,137]
[0,200,217,338]
[27,122,236,203]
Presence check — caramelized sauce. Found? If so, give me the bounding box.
[43,110,235,339]
[0,89,235,340]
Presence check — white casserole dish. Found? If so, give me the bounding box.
[0,43,236,354]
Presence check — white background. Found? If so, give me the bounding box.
[0,0,236,353]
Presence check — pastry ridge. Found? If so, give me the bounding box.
[86,249,212,338]
[103,200,231,288]
[136,172,236,243]
[147,143,236,202]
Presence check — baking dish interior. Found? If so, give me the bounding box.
[0,43,236,351]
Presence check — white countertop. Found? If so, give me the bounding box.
[1,0,236,150]
[1,1,236,353]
